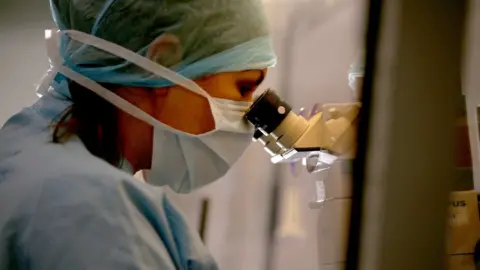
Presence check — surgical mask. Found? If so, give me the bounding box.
[39,29,255,193]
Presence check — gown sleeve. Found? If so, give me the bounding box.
[20,173,183,270]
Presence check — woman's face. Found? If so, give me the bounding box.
[116,69,267,134]
[114,69,267,170]
[155,69,267,134]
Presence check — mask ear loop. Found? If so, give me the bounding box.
[61,30,226,124]
[61,29,255,133]
[35,68,56,97]
[36,30,61,97]
[46,30,220,137]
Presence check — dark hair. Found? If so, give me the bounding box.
[52,81,123,166]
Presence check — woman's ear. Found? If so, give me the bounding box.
[146,34,183,67]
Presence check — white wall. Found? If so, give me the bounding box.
[0,0,54,125]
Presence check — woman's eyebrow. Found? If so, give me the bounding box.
[237,70,266,86]
[255,71,266,85]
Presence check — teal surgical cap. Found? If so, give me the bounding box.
[49,0,277,90]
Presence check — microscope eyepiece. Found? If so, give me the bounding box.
[244,89,292,134]
[244,89,358,174]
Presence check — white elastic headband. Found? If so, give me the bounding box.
[43,29,253,135]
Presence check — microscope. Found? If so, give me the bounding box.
[244,89,361,174]
[244,90,361,268]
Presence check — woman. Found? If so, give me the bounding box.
[0,0,276,269]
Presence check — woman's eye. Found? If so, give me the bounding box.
[238,83,256,97]
[236,70,266,97]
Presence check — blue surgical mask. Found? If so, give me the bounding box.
[40,29,255,193]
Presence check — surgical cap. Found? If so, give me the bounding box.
[49,0,277,90]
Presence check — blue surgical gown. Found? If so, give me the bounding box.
[0,92,218,270]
